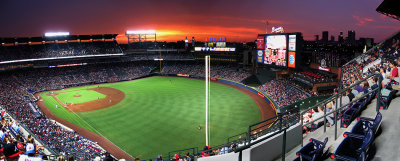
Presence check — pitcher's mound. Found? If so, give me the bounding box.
[73,94,82,97]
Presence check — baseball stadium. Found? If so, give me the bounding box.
[0,0,399,161]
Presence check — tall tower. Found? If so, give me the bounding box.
[322,31,329,42]
[338,32,344,42]
[347,30,356,42]
[185,36,188,49]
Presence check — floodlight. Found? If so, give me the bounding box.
[44,32,70,37]
[126,30,156,35]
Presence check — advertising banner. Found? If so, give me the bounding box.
[288,35,296,51]
[257,50,264,63]
[177,74,190,77]
[257,92,265,98]
[318,66,331,72]
[257,36,265,49]
[288,51,296,68]
[194,47,235,52]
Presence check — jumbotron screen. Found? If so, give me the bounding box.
[264,35,287,66]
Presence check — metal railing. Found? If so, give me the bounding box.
[231,73,382,161]
[168,147,198,160]
[300,73,381,142]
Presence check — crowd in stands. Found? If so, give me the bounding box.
[162,62,251,82]
[0,107,50,161]
[127,53,194,61]
[342,33,400,89]
[0,61,154,160]
[0,41,122,61]
[302,32,400,135]
[0,60,251,160]
[258,79,311,107]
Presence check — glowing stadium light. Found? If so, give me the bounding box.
[44,32,70,37]
[126,30,156,35]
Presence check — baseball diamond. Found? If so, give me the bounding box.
[35,76,275,159]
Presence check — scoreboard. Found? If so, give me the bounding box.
[256,32,302,68]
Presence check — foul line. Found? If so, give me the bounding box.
[68,109,134,159]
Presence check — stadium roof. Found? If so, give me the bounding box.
[0,34,118,44]
[376,0,400,21]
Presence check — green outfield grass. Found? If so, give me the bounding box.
[39,76,262,159]
[56,90,106,104]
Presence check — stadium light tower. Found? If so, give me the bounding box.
[126,30,157,44]
[44,32,70,37]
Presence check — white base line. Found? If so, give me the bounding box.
[69,109,134,159]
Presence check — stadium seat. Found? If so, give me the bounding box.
[379,88,396,109]
[293,137,328,161]
[331,129,374,161]
[351,112,382,135]
[340,103,362,128]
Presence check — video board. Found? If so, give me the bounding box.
[256,33,300,68]
[264,35,287,66]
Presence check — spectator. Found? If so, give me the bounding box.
[3,143,24,161]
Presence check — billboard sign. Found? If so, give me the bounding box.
[195,47,235,52]
[271,26,284,33]
[257,36,265,49]
[288,35,296,51]
[216,42,226,47]
[288,51,296,68]
[318,66,331,72]
[257,50,264,63]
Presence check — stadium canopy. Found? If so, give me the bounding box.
[0,34,118,44]
[376,0,400,21]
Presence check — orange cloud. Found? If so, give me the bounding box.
[353,15,375,26]
[118,24,265,43]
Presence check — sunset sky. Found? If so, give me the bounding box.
[0,0,398,43]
